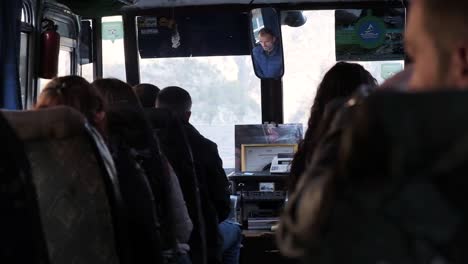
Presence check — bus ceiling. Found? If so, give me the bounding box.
[126,0,407,8]
[54,0,407,17]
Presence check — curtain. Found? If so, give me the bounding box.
[0,0,22,109]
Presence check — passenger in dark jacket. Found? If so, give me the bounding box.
[156,86,231,264]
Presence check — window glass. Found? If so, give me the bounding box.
[38,49,73,91]
[102,16,126,81]
[282,10,404,126]
[21,8,26,22]
[19,33,29,107]
[81,63,94,82]
[140,56,261,168]
[58,49,72,76]
[252,9,265,42]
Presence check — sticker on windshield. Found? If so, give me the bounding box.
[335,8,405,61]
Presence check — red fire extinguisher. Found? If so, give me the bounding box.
[39,19,60,79]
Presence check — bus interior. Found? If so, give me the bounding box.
[1,0,409,263]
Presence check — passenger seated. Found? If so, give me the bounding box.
[93,78,193,263]
[145,103,206,264]
[133,83,160,108]
[289,62,377,192]
[278,0,468,262]
[33,76,132,263]
[219,196,242,264]
[156,86,231,264]
[35,76,105,134]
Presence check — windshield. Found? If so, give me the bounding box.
[140,56,262,169]
[137,9,405,168]
[282,10,405,126]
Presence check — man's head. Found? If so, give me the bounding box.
[406,0,468,91]
[133,83,160,108]
[258,27,277,53]
[156,86,192,122]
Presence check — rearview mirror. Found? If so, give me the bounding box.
[250,8,284,79]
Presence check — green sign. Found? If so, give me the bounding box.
[381,63,403,79]
[335,8,405,61]
[102,21,124,42]
[355,11,387,49]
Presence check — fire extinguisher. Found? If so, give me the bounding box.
[39,19,60,79]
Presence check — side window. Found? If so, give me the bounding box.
[19,33,29,108]
[102,16,126,81]
[38,46,76,92]
[38,46,75,91]
[19,3,33,109]
[81,58,94,82]
[252,9,265,43]
[38,3,79,92]
[59,49,73,76]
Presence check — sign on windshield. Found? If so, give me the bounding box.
[335,8,405,61]
[102,21,124,42]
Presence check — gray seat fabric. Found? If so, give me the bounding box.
[145,108,208,264]
[0,112,49,264]
[2,107,122,264]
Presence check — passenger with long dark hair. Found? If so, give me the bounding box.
[289,62,377,191]
[93,78,193,263]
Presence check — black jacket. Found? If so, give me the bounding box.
[184,123,231,264]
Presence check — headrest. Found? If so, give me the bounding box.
[144,108,177,129]
[2,106,86,141]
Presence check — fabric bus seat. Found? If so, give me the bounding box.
[0,112,49,264]
[2,106,130,264]
[105,103,166,263]
[145,108,208,264]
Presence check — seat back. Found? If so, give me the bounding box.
[0,112,49,264]
[145,107,208,264]
[3,107,126,264]
[106,103,166,263]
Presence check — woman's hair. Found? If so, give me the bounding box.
[93,78,141,107]
[35,76,105,125]
[92,78,150,147]
[307,62,377,138]
[289,62,377,191]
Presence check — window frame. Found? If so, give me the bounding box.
[42,2,80,75]
[19,0,36,109]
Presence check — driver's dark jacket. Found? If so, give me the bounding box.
[184,122,231,264]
